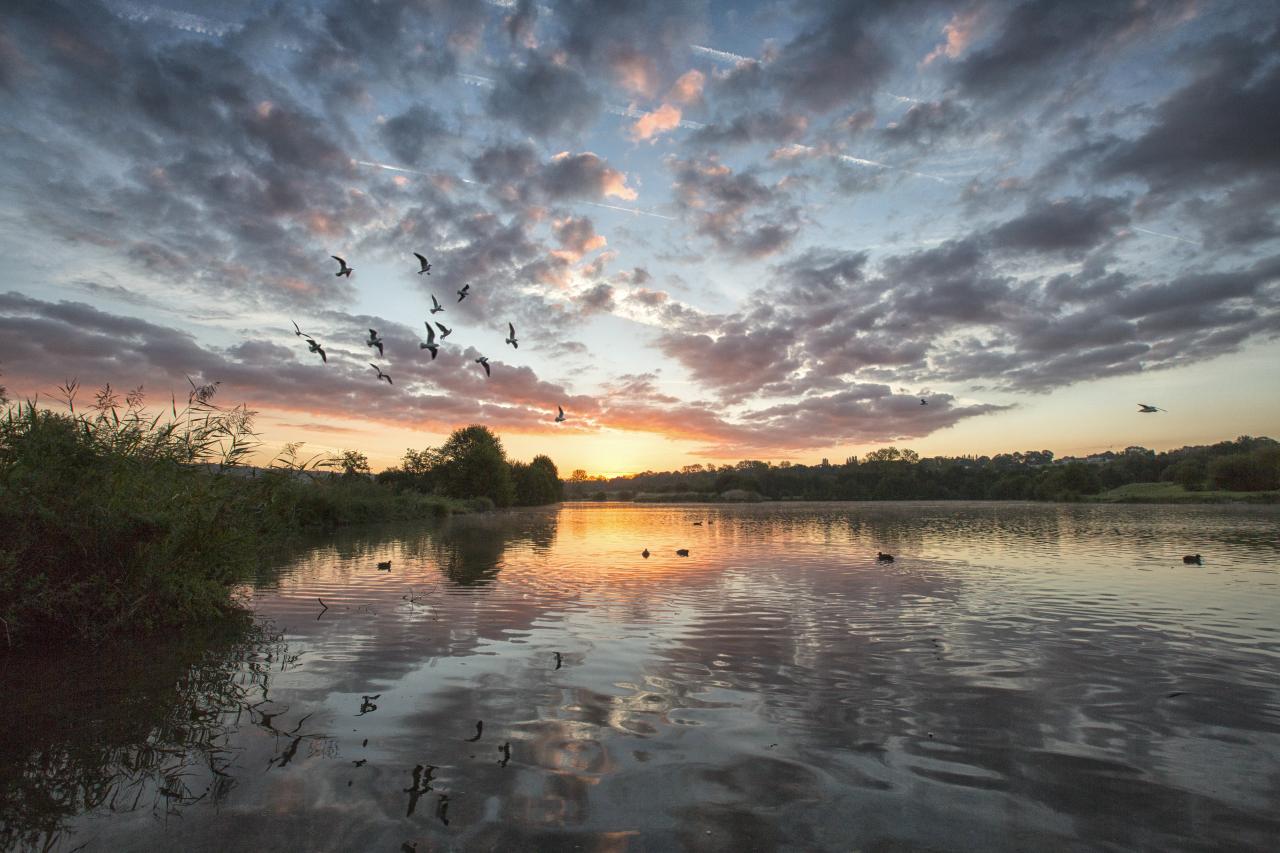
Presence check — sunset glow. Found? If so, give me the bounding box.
[2,1,1278,475]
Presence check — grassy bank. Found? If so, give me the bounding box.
[1091,482,1280,504]
[0,386,485,648]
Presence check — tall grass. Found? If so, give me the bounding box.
[0,382,267,645]
[0,382,474,648]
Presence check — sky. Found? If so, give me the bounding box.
[1,0,1278,476]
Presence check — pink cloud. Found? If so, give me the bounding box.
[922,7,983,66]
[667,69,705,104]
[630,103,683,142]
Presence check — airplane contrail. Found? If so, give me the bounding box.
[835,153,952,184]
[691,44,752,64]
[605,104,706,130]
[1131,226,1201,247]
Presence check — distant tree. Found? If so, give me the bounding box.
[1209,447,1280,491]
[338,450,370,477]
[570,469,590,482]
[435,425,515,506]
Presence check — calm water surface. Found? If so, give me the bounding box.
[3,502,1280,852]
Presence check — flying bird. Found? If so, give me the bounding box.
[414,252,432,275]
[457,284,470,303]
[505,322,518,349]
[430,295,444,314]
[434,322,452,338]
[555,405,565,423]
[370,363,393,385]
[1137,403,1166,413]
[367,329,384,357]
[420,322,438,359]
[475,356,490,377]
[920,399,928,406]
[305,337,327,363]
[292,320,308,337]
[331,255,353,277]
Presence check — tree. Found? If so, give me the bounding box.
[512,454,563,506]
[435,425,515,506]
[570,469,590,482]
[338,450,370,477]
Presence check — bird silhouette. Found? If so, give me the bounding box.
[1183,554,1202,564]
[414,252,431,275]
[370,364,393,385]
[505,322,518,348]
[305,337,327,363]
[331,255,353,277]
[476,356,490,377]
[367,329,384,357]
[457,284,470,303]
[1137,403,1166,413]
[555,405,566,423]
[877,552,894,562]
[292,320,308,337]
[430,295,444,314]
[676,548,689,556]
[434,322,452,338]
[920,399,928,406]
[420,322,438,359]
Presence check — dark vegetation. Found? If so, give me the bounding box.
[564,438,1280,504]
[0,380,560,647]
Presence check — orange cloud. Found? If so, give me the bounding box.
[922,8,982,66]
[630,103,682,141]
[667,69,705,104]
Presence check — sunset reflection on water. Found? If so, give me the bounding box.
[6,502,1279,852]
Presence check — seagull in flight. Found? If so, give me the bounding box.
[457,284,470,303]
[920,399,928,406]
[555,405,565,423]
[430,294,444,314]
[292,320,308,337]
[1137,403,1166,413]
[370,363,393,385]
[434,322,452,339]
[414,252,432,275]
[367,328,384,357]
[331,255,353,277]
[420,322,438,359]
[305,337,327,363]
[475,356,490,377]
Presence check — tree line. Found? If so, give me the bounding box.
[374,425,563,508]
[564,436,1280,502]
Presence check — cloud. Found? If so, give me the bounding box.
[690,110,808,148]
[487,52,603,138]
[989,196,1130,255]
[543,152,638,201]
[667,69,705,104]
[668,156,800,257]
[630,103,683,141]
[922,6,984,66]
[378,105,448,167]
[879,99,969,148]
[551,216,607,260]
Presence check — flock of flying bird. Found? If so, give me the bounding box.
[292,253,567,424]
[298,254,1169,427]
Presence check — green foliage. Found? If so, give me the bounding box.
[1209,446,1280,491]
[0,383,262,646]
[513,454,563,505]
[433,425,516,507]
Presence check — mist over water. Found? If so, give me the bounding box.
[4,502,1279,851]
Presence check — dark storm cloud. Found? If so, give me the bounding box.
[486,52,603,138]
[378,105,448,167]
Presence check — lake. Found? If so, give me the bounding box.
[3,502,1279,852]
